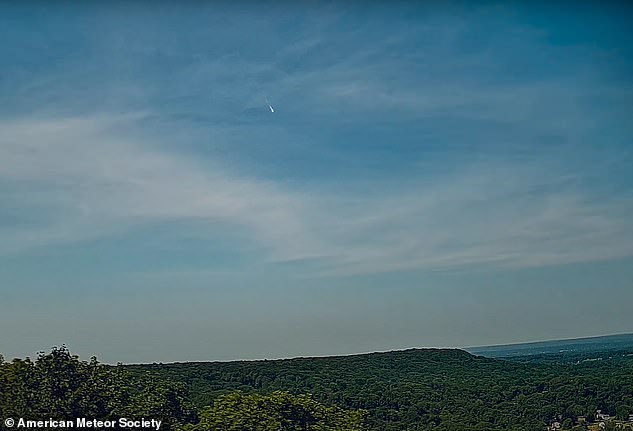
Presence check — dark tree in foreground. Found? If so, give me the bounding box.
[185,391,367,431]
[0,347,195,430]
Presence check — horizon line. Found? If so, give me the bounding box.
[117,331,633,366]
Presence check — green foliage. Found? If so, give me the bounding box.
[2,347,633,431]
[616,403,632,420]
[128,348,633,431]
[0,347,125,421]
[184,391,366,431]
[0,346,195,430]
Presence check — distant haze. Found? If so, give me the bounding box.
[466,333,633,358]
[0,2,632,363]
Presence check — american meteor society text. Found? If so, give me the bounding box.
[9,417,162,430]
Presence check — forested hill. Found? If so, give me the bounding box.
[127,348,633,431]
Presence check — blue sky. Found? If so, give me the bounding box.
[1,2,632,363]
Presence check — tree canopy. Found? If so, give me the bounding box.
[184,391,366,431]
[2,347,632,431]
[0,346,195,430]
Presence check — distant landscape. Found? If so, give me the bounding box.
[3,334,632,431]
[125,334,633,430]
[466,333,633,359]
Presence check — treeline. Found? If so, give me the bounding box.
[0,347,196,430]
[0,347,365,431]
[127,348,633,431]
[2,347,633,430]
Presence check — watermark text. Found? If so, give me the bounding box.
[3,417,162,430]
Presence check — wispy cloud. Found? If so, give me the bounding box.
[1,2,632,277]
[0,114,325,261]
[317,170,633,276]
[1,112,631,276]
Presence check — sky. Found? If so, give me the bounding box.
[1,1,632,364]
